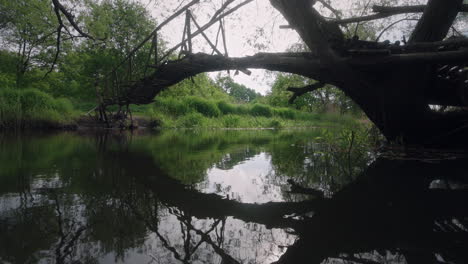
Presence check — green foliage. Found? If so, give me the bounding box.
[161,74,229,100]
[268,120,282,129]
[154,97,190,117]
[222,115,241,128]
[177,112,205,128]
[215,75,261,103]
[185,97,221,117]
[250,104,272,117]
[0,88,75,128]
[147,94,361,129]
[273,108,296,119]
[267,73,363,116]
[217,101,236,115]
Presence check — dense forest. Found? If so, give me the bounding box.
[0,0,361,130]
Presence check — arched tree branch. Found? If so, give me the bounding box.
[287,82,326,104]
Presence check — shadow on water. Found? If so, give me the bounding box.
[0,130,466,263]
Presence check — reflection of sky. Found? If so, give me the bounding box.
[201,152,286,203]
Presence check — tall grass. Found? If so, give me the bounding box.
[147,96,359,129]
[0,88,75,129]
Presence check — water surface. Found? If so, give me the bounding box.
[0,130,466,264]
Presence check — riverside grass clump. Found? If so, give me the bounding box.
[147,96,359,129]
[0,88,76,129]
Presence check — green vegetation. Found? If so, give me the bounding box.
[0,0,366,130]
[0,88,76,129]
[143,96,358,129]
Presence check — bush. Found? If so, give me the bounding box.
[217,101,236,115]
[20,89,55,114]
[0,88,75,129]
[154,97,190,117]
[222,115,241,128]
[185,97,221,117]
[235,104,249,115]
[0,89,22,127]
[268,119,282,129]
[178,112,205,128]
[274,108,296,119]
[250,104,272,117]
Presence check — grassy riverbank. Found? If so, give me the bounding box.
[139,96,359,129]
[0,89,360,130]
[0,88,78,129]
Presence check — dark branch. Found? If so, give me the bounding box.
[333,4,468,25]
[121,52,330,106]
[51,0,94,40]
[347,49,468,67]
[271,0,344,57]
[409,0,464,43]
[287,82,325,104]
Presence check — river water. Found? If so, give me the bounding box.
[0,129,466,264]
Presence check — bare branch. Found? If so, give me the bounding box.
[51,0,94,39]
[110,0,201,74]
[159,0,254,62]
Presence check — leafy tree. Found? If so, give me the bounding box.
[0,0,61,87]
[215,75,261,103]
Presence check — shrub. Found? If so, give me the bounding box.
[222,115,241,128]
[275,108,296,119]
[268,119,282,129]
[178,112,205,128]
[0,88,75,129]
[20,89,55,115]
[250,104,272,117]
[235,104,249,115]
[154,97,190,117]
[0,88,22,128]
[185,97,221,117]
[217,101,236,115]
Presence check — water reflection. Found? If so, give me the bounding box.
[0,130,466,264]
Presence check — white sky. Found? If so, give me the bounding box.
[145,0,301,95]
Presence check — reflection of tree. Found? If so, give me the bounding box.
[51,191,87,264]
[2,132,467,264]
[274,158,468,264]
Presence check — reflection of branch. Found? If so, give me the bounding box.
[287,179,324,198]
[52,191,86,264]
[177,214,240,264]
[142,171,316,229]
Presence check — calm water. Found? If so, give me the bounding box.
[0,130,467,264]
